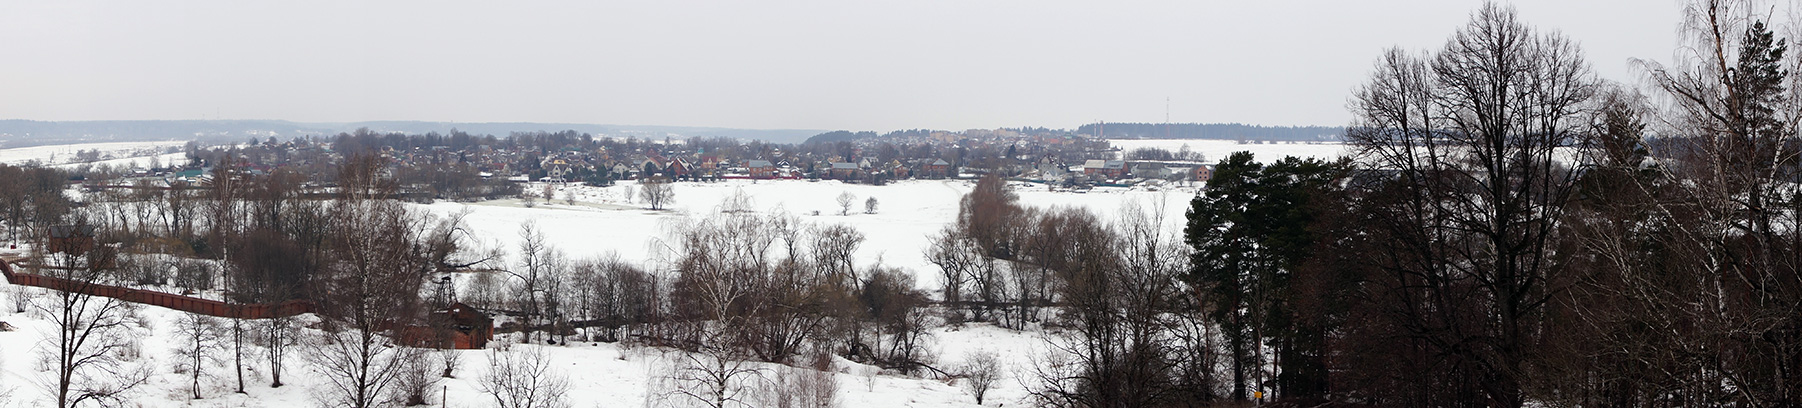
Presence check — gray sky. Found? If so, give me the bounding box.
[0,1,1683,132]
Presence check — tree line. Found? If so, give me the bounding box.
[929,2,1802,406]
[1075,123,1342,142]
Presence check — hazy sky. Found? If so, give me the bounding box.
[0,1,1686,132]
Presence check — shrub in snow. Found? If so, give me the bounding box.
[647,350,764,408]
[479,346,570,408]
[173,259,214,291]
[761,363,838,408]
[6,285,32,313]
[958,349,1001,405]
[393,351,437,406]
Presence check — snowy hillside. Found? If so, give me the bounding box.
[0,180,1183,408]
[0,294,1043,407]
[0,139,1371,407]
[0,141,187,167]
[0,139,1362,407]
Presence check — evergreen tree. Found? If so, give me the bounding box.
[1186,151,1347,401]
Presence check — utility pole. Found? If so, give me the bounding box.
[1165,97,1171,139]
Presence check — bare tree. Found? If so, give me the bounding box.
[437,347,463,378]
[809,224,864,289]
[307,192,433,408]
[479,346,571,408]
[958,349,1001,405]
[1585,1,1802,404]
[1344,4,1594,405]
[508,222,552,343]
[761,353,839,408]
[172,313,226,400]
[1029,204,1186,407]
[258,315,296,388]
[420,209,503,274]
[393,349,438,406]
[7,285,31,314]
[575,254,656,343]
[308,296,420,408]
[540,250,571,345]
[720,188,754,214]
[836,191,855,216]
[34,244,150,408]
[466,271,503,311]
[650,350,766,408]
[958,174,1023,260]
[641,178,675,211]
[927,227,977,320]
[863,197,878,214]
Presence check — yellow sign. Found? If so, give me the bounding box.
[1254,391,1264,399]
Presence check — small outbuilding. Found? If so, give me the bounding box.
[47,225,96,254]
[398,302,494,349]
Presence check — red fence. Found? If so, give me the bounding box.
[1,258,489,349]
[0,259,313,319]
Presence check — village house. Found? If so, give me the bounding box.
[1083,159,1126,179]
[666,157,693,180]
[747,160,776,179]
[829,162,860,180]
[1193,165,1213,183]
[1130,162,1167,179]
[397,303,495,350]
[920,159,950,179]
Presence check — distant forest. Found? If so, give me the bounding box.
[1078,122,1342,141]
[0,120,825,149]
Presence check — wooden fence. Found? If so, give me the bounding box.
[0,258,490,349]
[0,258,313,319]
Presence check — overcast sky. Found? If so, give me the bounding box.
[0,1,1686,132]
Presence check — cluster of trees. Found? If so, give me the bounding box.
[1076,122,1342,142]
[929,158,1346,406]
[12,154,499,407]
[1125,146,1208,162]
[918,2,1802,407]
[442,191,931,407]
[14,2,1802,407]
[1175,2,1802,406]
[466,205,934,366]
[0,165,74,246]
[928,174,1214,406]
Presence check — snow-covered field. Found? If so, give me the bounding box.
[0,141,187,167]
[427,179,1197,293]
[48,152,190,170]
[0,140,1345,407]
[1108,138,1349,162]
[0,178,1173,407]
[0,296,1047,408]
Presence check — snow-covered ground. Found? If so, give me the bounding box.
[1107,138,1349,162]
[0,285,1038,407]
[0,140,1346,407]
[423,178,1197,292]
[0,141,187,167]
[0,177,1153,407]
[48,152,191,171]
